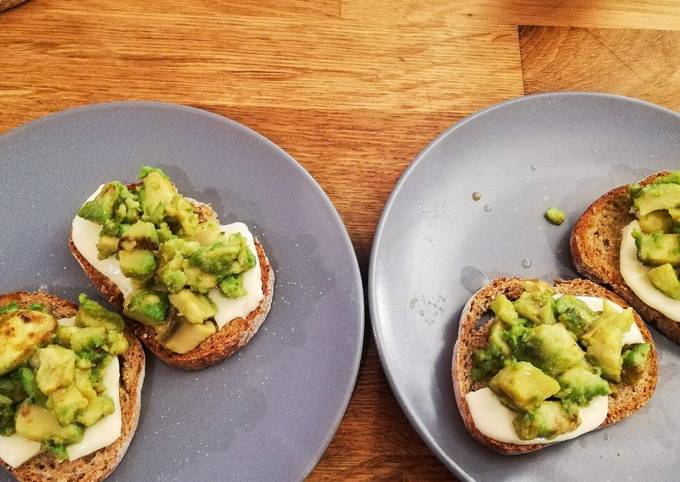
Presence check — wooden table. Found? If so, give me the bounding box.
[2,1,680,479]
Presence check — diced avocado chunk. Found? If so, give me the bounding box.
[184,262,219,293]
[138,167,176,220]
[513,281,556,325]
[119,249,157,281]
[0,371,27,403]
[488,319,511,358]
[168,289,217,325]
[634,231,680,265]
[77,394,114,427]
[471,345,505,382]
[165,195,199,236]
[15,401,83,444]
[0,310,57,376]
[96,235,120,260]
[0,302,18,315]
[157,254,188,293]
[652,171,680,185]
[648,263,680,299]
[524,323,584,377]
[622,343,651,383]
[490,295,519,326]
[161,319,216,354]
[581,309,633,382]
[63,326,107,354]
[192,221,222,246]
[634,182,680,216]
[76,294,125,332]
[189,233,254,278]
[219,274,247,298]
[119,221,159,251]
[0,401,16,436]
[47,385,89,425]
[668,208,680,224]
[17,367,45,405]
[544,208,565,226]
[124,289,170,326]
[489,361,560,412]
[35,345,76,395]
[77,182,121,224]
[513,401,580,440]
[556,365,611,405]
[554,295,598,337]
[639,211,674,234]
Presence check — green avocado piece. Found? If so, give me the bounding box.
[168,289,217,325]
[192,221,222,247]
[0,371,27,403]
[190,233,255,279]
[219,274,247,298]
[524,323,585,377]
[124,289,170,326]
[0,310,56,377]
[490,294,519,326]
[639,211,674,234]
[119,249,157,281]
[47,385,88,425]
[68,326,107,353]
[634,182,680,216]
[96,235,120,260]
[161,319,216,354]
[35,345,76,395]
[553,295,598,337]
[544,207,565,226]
[513,401,580,440]
[622,343,651,383]
[513,281,556,325]
[156,254,187,293]
[556,365,611,405]
[487,319,511,358]
[489,361,560,412]
[648,263,680,299]
[76,294,125,332]
[77,394,114,427]
[184,262,218,293]
[581,309,633,382]
[633,231,680,265]
[77,182,122,224]
[119,221,159,251]
[165,195,199,236]
[652,171,680,185]
[138,167,176,221]
[15,401,83,444]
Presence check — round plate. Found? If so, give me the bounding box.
[370,93,680,481]
[0,102,363,481]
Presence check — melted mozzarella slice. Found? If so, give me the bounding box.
[0,435,41,469]
[620,220,680,322]
[67,357,122,460]
[208,222,264,329]
[466,388,608,445]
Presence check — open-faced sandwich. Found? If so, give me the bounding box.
[0,292,144,481]
[572,170,680,343]
[453,277,656,454]
[69,167,274,369]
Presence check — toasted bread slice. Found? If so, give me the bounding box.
[0,291,145,482]
[452,277,657,455]
[69,187,275,370]
[570,171,680,344]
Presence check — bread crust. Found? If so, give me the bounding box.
[69,190,274,370]
[571,171,680,344]
[0,291,145,482]
[452,277,657,455]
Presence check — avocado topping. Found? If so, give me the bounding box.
[0,296,129,460]
[76,167,259,354]
[544,207,566,226]
[627,171,680,297]
[471,282,650,440]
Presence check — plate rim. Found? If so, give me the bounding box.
[0,100,365,480]
[368,91,680,480]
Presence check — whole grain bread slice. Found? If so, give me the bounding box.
[69,187,274,370]
[0,291,145,482]
[570,171,680,344]
[452,277,657,455]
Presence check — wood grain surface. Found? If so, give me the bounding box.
[1,1,680,480]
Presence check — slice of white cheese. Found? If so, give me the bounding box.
[0,317,122,467]
[465,295,644,445]
[620,220,680,322]
[67,357,122,460]
[208,222,264,329]
[466,388,608,445]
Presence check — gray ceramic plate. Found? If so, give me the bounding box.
[0,102,363,481]
[369,93,680,482]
